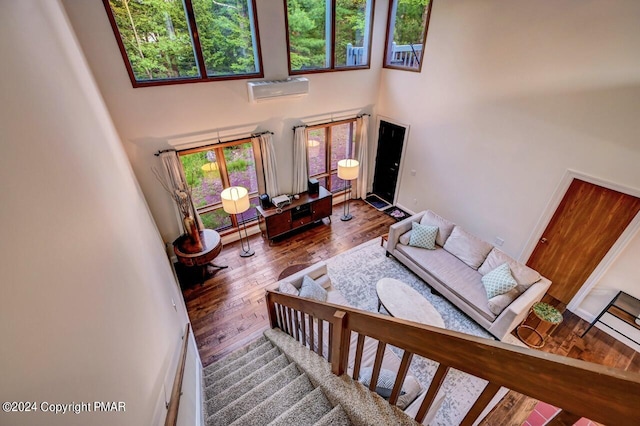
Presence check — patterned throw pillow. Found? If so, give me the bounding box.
[481,263,518,299]
[409,222,438,250]
[298,275,328,302]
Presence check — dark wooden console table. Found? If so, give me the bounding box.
[173,229,227,285]
[256,187,332,242]
[581,290,640,345]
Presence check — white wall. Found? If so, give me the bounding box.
[376,0,640,319]
[61,0,390,242]
[0,2,195,425]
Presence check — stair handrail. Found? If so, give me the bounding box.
[164,323,191,426]
[265,290,640,425]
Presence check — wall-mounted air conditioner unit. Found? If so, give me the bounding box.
[247,77,309,103]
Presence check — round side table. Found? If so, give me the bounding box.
[516,302,563,348]
[173,229,227,285]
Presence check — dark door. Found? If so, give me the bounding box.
[372,120,406,204]
[527,179,640,304]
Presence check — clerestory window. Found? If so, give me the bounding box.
[306,119,356,192]
[103,0,263,87]
[383,0,433,72]
[285,0,375,73]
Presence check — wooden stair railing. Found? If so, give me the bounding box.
[266,290,640,425]
[164,323,190,426]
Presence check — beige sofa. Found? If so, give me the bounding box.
[275,262,444,424]
[386,210,551,340]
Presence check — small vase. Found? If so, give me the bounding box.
[183,216,203,251]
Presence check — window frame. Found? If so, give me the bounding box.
[283,0,376,75]
[102,0,264,88]
[383,0,433,72]
[306,118,356,193]
[178,137,265,235]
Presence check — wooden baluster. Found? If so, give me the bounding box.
[352,334,365,380]
[266,293,278,329]
[460,382,501,426]
[389,351,414,406]
[276,304,283,330]
[546,410,583,426]
[300,312,307,348]
[308,314,314,352]
[328,322,333,363]
[293,310,300,342]
[415,364,449,423]
[287,307,294,338]
[317,319,324,358]
[330,311,349,376]
[369,341,386,392]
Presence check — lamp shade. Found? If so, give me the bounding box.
[221,186,250,214]
[337,159,359,180]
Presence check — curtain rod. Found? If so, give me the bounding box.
[154,131,273,156]
[292,113,370,130]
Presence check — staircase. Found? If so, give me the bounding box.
[203,330,417,426]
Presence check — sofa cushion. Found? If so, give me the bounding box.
[478,248,541,291]
[420,210,456,247]
[298,275,328,302]
[409,222,438,249]
[487,288,520,316]
[358,367,422,410]
[396,245,496,321]
[442,226,493,270]
[279,281,299,296]
[481,263,518,298]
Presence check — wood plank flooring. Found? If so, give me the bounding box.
[181,200,639,422]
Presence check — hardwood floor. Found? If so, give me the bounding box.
[181,199,396,366]
[181,200,639,422]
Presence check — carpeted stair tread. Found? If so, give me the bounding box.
[204,336,268,375]
[230,373,315,426]
[205,340,274,383]
[205,345,280,391]
[314,405,352,426]
[208,363,302,426]
[267,387,333,426]
[206,353,290,416]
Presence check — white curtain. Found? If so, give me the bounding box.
[254,133,280,198]
[355,115,369,199]
[158,151,204,230]
[292,126,309,194]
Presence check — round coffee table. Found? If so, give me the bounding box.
[376,278,445,328]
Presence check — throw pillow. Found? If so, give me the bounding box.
[420,210,456,246]
[409,222,438,250]
[279,281,300,296]
[358,367,421,410]
[487,288,520,316]
[298,275,328,302]
[399,229,412,245]
[478,248,541,291]
[482,263,518,299]
[442,226,493,269]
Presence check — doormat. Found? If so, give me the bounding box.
[364,194,391,211]
[384,206,410,221]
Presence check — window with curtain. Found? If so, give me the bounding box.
[307,119,356,192]
[103,0,263,87]
[178,138,263,232]
[284,0,375,73]
[383,0,433,72]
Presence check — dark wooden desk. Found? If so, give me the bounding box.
[173,229,227,284]
[256,187,332,242]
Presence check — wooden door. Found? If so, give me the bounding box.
[527,179,640,304]
[372,120,406,204]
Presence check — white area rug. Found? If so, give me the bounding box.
[325,238,522,425]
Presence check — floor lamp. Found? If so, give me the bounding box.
[221,186,255,257]
[337,159,360,221]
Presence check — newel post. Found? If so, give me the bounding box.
[266,291,278,329]
[331,311,349,376]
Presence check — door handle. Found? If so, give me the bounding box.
[540,237,548,244]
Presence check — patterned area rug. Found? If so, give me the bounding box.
[325,239,514,425]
